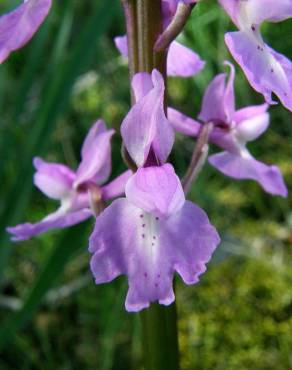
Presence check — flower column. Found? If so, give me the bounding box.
[121,1,179,369]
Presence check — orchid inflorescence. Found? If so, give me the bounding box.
[2,0,291,312]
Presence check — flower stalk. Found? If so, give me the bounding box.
[122,1,180,369]
[182,121,213,195]
[154,2,196,52]
[140,302,180,370]
[121,0,139,79]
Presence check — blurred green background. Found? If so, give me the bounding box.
[0,0,291,369]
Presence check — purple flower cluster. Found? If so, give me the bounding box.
[1,0,290,311]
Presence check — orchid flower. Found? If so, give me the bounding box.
[168,62,288,197]
[89,70,220,312]
[7,120,132,241]
[115,0,204,78]
[219,0,292,111]
[0,0,52,64]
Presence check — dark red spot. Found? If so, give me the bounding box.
[151,243,154,246]
[144,272,148,278]
[271,68,274,73]
[155,217,159,221]
[142,234,145,238]
[251,25,255,31]
[153,236,156,240]
[142,224,145,227]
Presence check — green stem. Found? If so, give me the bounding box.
[140,302,180,370]
[122,1,180,369]
[121,0,139,80]
[136,0,166,74]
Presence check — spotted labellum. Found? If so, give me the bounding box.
[89,70,220,312]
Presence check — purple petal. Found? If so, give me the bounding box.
[102,170,133,201]
[33,157,75,200]
[81,119,107,159]
[125,164,185,218]
[235,111,270,143]
[233,103,269,124]
[218,0,240,26]
[0,0,52,64]
[114,35,128,57]
[199,73,226,122]
[209,128,239,154]
[199,62,235,123]
[168,106,243,155]
[225,31,292,111]
[209,152,288,197]
[167,107,201,136]
[74,129,114,188]
[89,198,220,312]
[7,208,92,241]
[121,70,174,167]
[169,200,220,285]
[238,0,292,24]
[132,72,154,102]
[223,61,236,120]
[167,41,205,77]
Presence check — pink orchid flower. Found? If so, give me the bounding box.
[168,62,288,197]
[89,70,220,312]
[7,120,132,241]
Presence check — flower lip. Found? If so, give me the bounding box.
[89,196,220,312]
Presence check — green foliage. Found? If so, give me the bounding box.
[178,257,292,370]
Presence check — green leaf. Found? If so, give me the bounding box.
[0,222,89,350]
